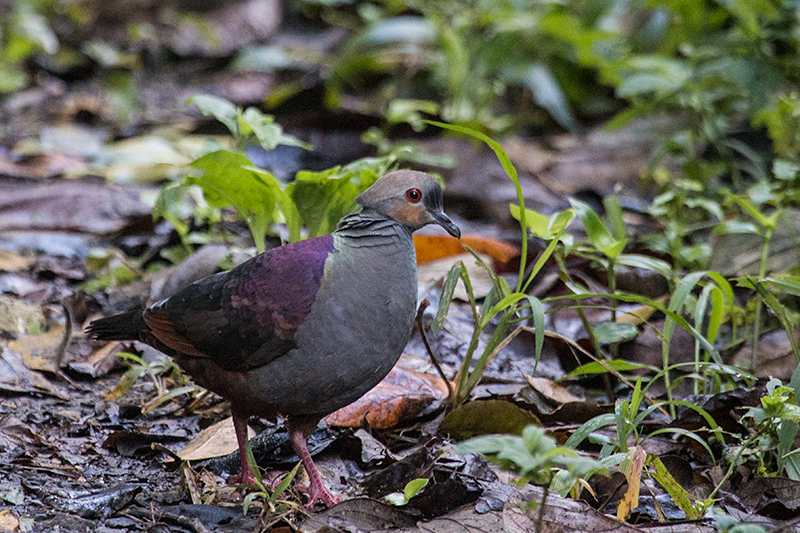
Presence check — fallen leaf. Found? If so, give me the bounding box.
[325,366,449,429]
[0,509,20,532]
[0,295,45,336]
[414,233,519,270]
[733,329,800,379]
[178,417,256,461]
[506,484,648,533]
[0,347,66,398]
[440,399,541,439]
[0,250,34,271]
[67,341,125,378]
[0,180,151,234]
[618,446,646,522]
[524,375,583,404]
[9,324,67,372]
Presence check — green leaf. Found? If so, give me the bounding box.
[479,293,526,330]
[648,456,705,519]
[616,254,673,279]
[189,150,295,251]
[289,168,378,237]
[569,198,627,260]
[267,461,301,504]
[403,478,429,501]
[432,262,464,333]
[188,95,239,136]
[522,63,577,131]
[594,322,639,344]
[565,360,654,377]
[603,197,626,241]
[564,413,617,449]
[526,295,546,375]
[239,107,312,150]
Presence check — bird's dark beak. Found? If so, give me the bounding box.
[433,211,461,239]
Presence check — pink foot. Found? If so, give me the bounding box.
[230,411,258,487]
[227,468,257,487]
[289,422,340,508]
[296,480,341,508]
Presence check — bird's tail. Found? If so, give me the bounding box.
[86,310,146,341]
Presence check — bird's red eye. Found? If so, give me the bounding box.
[406,188,422,203]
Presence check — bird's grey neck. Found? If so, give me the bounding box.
[335,210,413,245]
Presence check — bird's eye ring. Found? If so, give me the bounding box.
[406,188,422,203]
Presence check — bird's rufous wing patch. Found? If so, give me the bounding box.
[144,306,209,358]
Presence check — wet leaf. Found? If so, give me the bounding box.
[298,497,416,532]
[8,324,67,373]
[0,347,66,398]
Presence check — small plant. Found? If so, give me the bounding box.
[156,95,406,254]
[740,373,800,479]
[384,478,429,506]
[242,440,301,518]
[427,121,563,408]
[459,424,606,532]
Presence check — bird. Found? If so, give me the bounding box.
[86,170,460,508]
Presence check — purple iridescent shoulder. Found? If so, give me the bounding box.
[231,234,336,332]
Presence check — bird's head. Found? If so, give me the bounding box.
[356,170,461,238]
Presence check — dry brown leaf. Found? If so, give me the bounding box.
[8,324,67,372]
[0,251,33,272]
[0,509,20,532]
[178,416,256,461]
[524,375,583,404]
[67,341,124,378]
[325,366,449,429]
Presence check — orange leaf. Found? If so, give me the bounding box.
[413,234,519,270]
[325,366,449,429]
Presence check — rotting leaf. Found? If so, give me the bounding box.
[648,455,706,519]
[440,399,541,439]
[298,497,416,532]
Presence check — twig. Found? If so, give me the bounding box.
[415,299,453,401]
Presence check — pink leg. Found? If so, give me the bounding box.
[227,411,257,487]
[288,423,340,508]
